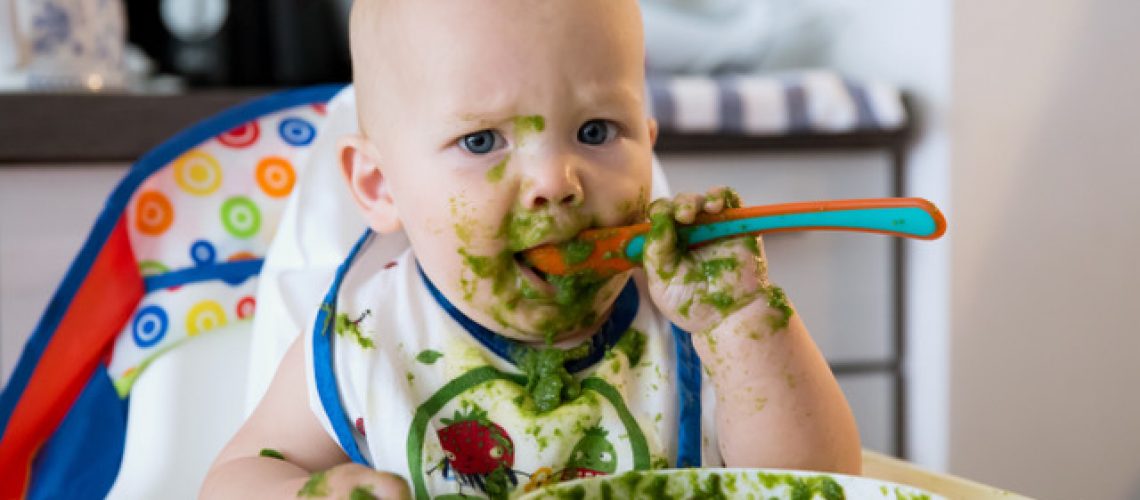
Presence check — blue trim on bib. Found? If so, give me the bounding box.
[311,230,374,466]
[671,324,703,468]
[418,266,639,373]
[142,259,264,292]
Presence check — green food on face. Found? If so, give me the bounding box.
[539,270,610,343]
[415,349,444,365]
[458,249,518,301]
[612,328,646,366]
[297,470,330,498]
[514,341,590,413]
[406,372,415,383]
[561,239,595,266]
[502,210,559,251]
[763,285,794,330]
[486,157,509,182]
[458,243,613,345]
[258,448,285,460]
[348,485,377,500]
[513,115,546,137]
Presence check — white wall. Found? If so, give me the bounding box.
[951,1,1140,498]
[817,0,953,472]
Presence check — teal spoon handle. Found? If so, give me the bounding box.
[624,201,945,262]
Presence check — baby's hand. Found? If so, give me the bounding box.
[295,463,410,499]
[643,187,787,337]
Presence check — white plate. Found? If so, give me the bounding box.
[517,468,943,500]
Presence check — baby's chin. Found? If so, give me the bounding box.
[481,273,631,345]
[485,303,608,346]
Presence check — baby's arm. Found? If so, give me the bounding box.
[643,188,861,473]
[200,338,409,499]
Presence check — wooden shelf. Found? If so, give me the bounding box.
[0,91,912,163]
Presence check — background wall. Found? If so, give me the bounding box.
[950,1,1140,498]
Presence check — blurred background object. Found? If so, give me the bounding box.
[1,0,128,91]
[125,0,350,88]
[641,0,845,74]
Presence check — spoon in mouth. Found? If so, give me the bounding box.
[521,197,947,278]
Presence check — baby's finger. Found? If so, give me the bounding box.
[673,192,703,224]
[353,471,411,500]
[703,186,742,214]
[702,186,727,213]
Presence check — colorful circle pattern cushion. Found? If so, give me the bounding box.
[173,150,223,196]
[113,103,322,395]
[186,300,227,337]
[220,196,262,239]
[131,305,169,348]
[190,239,217,266]
[255,156,297,198]
[279,117,316,146]
[236,296,257,320]
[135,191,174,236]
[217,122,260,148]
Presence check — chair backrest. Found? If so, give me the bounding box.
[0,85,343,499]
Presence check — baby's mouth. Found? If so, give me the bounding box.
[513,252,557,295]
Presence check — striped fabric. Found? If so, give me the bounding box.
[648,70,907,135]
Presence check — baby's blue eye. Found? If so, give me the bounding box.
[460,130,502,154]
[578,119,615,145]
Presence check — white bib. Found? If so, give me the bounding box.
[306,232,720,499]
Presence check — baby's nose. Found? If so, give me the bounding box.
[522,164,583,210]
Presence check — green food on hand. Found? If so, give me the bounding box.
[297,470,330,498]
[348,485,377,500]
[763,285,794,330]
[258,448,285,460]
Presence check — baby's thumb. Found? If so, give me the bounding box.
[356,471,411,500]
[643,199,681,280]
[328,464,411,500]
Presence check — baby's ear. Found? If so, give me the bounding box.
[646,117,659,147]
[338,134,402,233]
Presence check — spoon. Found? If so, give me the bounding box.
[521,197,946,277]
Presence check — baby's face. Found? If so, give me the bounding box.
[347,0,655,343]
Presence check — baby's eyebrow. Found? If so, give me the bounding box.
[574,83,642,108]
[449,111,504,130]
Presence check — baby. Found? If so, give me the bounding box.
[203,1,860,498]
